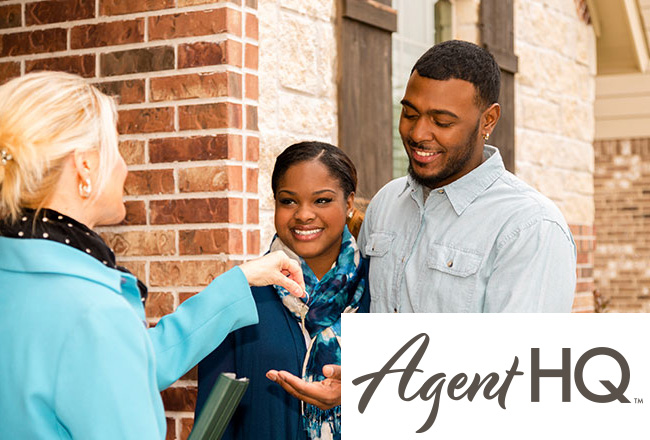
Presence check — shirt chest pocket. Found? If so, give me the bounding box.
[418,243,483,311]
[364,232,395,257]
[364,232,396,302]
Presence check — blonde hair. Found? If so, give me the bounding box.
[0,71,119,222]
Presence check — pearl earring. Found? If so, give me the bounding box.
[79,177,92,198]
[0,149,12,165]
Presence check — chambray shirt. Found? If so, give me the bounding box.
[358,146,576,313]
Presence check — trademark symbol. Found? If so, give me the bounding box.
[634,398,643,404]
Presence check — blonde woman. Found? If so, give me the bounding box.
[0,72,305,439]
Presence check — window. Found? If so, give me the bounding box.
[391,0,452,178]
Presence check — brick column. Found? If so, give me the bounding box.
[594,138,650,313]
[570,224,596,312]
[0,1,259,438]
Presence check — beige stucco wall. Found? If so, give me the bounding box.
[595,73,650,140]
[514,0,597,226]
[257,0,338,250]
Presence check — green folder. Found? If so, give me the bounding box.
[188,373,249,440]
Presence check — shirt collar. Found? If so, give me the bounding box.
[0,208,148,304]
[400,145,506,215]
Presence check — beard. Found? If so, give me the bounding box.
[407,119,481,189]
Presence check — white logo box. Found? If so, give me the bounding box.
[342,314,650,439]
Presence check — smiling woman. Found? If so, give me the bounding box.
[197,141,370,440]
[273,158,354,279]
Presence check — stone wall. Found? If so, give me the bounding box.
[514,0,597,311]
[594,138,650,312]
[454,0,481,43]
[257,0,338,250]
[0,0,259,437]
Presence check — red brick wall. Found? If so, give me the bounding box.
[570,224,596,312]
[0,1,259,438]
[594,138,650,312]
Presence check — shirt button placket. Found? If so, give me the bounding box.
[395,248,409,312]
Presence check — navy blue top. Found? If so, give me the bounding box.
[197,279,370,440]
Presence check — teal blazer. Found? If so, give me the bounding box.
[0,236,258,439]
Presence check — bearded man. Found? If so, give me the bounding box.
[358,40,576,312]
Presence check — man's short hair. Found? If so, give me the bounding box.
[412,40,501,108]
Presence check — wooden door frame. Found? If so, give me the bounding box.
[337,0,397,197]
[480,0,518,173]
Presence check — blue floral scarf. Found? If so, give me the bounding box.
[270,226,368,440]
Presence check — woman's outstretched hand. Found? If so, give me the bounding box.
[266,365,341,410]
[239,251,306,297]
